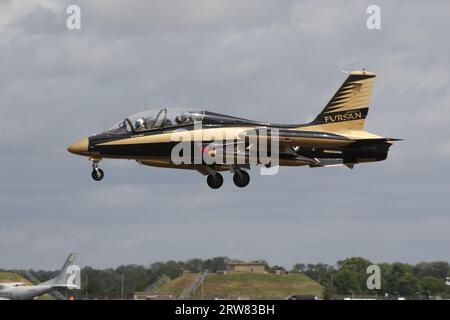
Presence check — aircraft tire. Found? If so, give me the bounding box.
[91,168,104,181]
[233,171,250,187]
[207,173,223,189]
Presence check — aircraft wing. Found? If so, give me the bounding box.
[239,128,354,147]
[198,129,351,166]
[200,140,321,166]
[0,282,25,289]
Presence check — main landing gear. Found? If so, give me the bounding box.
[91,160,104,181]
[232,170,250,188]
[206,173,223,189]
[206,167,250,189]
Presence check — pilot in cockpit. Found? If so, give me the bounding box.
[135,118,146,131]
[175,113,191,125]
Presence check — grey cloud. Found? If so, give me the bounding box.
[79,0,294,34]
[0,0,449,269]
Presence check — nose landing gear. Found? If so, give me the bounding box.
[91,160,104,181]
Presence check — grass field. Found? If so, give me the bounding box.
[155,272,323,299]
[154,273,197,298]
[0,271,32,284]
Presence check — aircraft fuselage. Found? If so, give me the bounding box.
[67,71,398,188]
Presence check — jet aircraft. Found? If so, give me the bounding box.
[68,70,399,189]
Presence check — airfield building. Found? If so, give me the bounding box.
[226,260,266,274]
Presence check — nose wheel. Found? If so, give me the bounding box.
[91,160,104,181]
[92,168,104,181]
[207,173,223,189]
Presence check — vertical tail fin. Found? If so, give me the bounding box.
[310,70,376,131]
[41,253,81,289]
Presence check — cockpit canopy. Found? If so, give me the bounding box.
[106,107,204,134]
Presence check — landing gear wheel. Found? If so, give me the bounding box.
[233,171,250,188]
[207,173,223,189]
[91,168,104,181]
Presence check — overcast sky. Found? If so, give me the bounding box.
[1,0,449,270]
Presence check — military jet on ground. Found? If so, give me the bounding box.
[0,253,80,300]
[68,70,399,189]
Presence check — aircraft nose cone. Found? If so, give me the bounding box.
[67,138,88,155]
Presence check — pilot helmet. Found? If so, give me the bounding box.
[175,113,189,124]
[135,118,145,129]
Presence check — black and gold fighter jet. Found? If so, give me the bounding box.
[68,70,399,189]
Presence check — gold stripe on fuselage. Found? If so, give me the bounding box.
[95,126,353,148]
[96,127,253,145]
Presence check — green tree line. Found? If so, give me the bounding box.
[5,256,449,299]
[292,257,450,299]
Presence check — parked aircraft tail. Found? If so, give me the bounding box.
[309,70,376,132]
[41,253,80,289]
